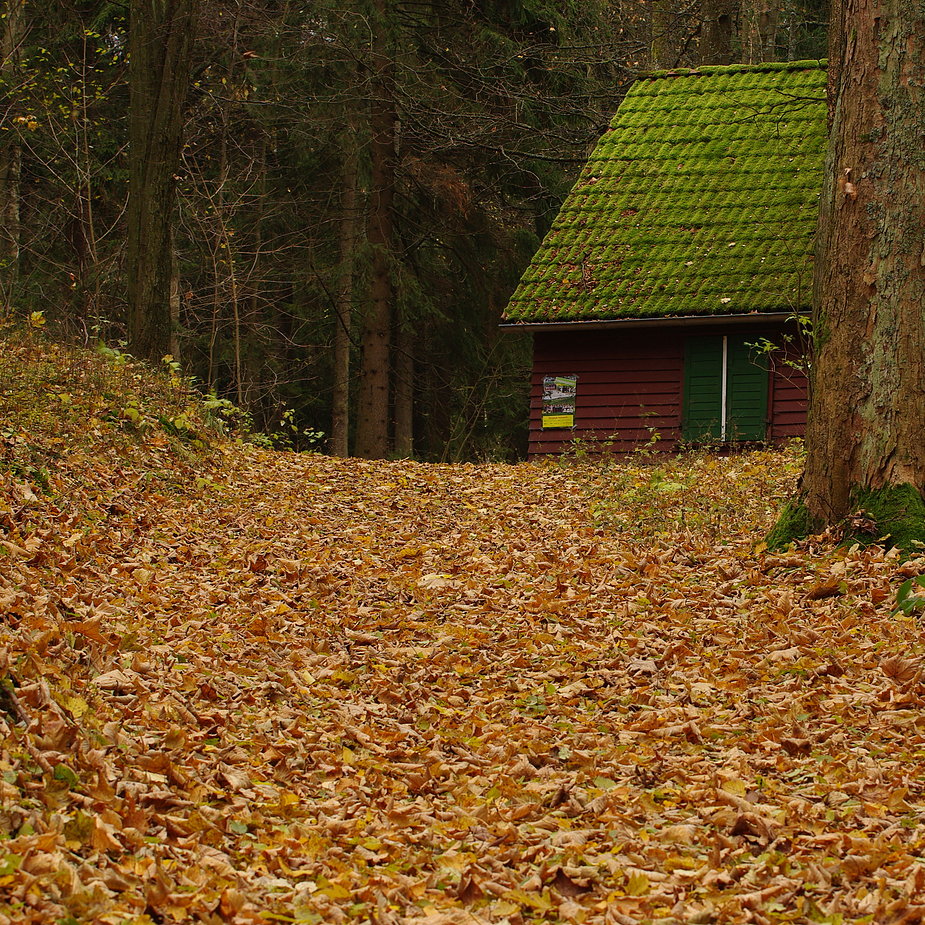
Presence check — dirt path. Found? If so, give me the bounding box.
[3,444,925,924]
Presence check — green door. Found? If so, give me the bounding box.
[682,335,768,442]
[683,337,724,441]
[726,336,769,440]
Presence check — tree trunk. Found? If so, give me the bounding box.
[775,0,925,552]
[0,0,24,309]
[126,0,198,363]
[72,27,102,325]
[245,136,267,424]
[330,120,360,457]
[169,247,181,360]
[393,318,413,457]
[700,0,735,65]
[354,0,395,460]
[0,142,21,311]
[650,0,675,68]
[741,0,780,62]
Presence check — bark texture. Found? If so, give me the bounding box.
[801,0,925,527]
[700,0,735,65]
[650,1,678,68]
[354,0,395,460]
[393,319,414,458]
[0,0,24,306]
[741,0,780,63]
[330,120,359,457]
[126,0,198,362]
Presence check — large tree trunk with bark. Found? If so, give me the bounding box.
[126,0,198,362]
[771,0,925,553]
[354,0,395,460]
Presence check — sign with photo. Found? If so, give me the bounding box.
[541,375,578,429]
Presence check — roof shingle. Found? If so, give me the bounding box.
[503,60,828,324]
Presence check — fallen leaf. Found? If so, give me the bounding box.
[881,655,920,682]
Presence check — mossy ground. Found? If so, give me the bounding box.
[765,496,817,550]
[854,484,925,555]
[768,483,925,556]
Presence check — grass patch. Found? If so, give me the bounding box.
[579,445,804,543]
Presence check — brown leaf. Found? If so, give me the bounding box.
[557,899,586,922]
[218,763,253,793]
[90,668,137,693]
[627,658,658,675]
[219,887,246,918]
[549,867,592,898]
[66,618,115,647]
[456,868,484,903]
[881,655,920,683]
[345,630,379,645]
[91,815,123,852]
[661,824,699,845]
[729,812,773,843]
[817,659,845,677]
[780,737,812,756]
[841,854,876,878]
[886,905,925,925]
[806,580,843,601]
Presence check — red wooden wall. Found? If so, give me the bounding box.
[767,353,808,441]
[528,327,807,457]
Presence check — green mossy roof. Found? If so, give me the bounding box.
[504,60,828,324]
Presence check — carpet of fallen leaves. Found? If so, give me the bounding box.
[3,335,925,925]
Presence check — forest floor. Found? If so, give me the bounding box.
[2,329,925,925]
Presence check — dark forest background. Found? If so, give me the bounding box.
[0,0,828,460]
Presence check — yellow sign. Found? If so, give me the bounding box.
[542,413,574,428]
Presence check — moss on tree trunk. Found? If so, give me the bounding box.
[768,484,925,555]
[766,498,817,550]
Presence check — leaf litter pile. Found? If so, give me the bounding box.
[3,336,925,925]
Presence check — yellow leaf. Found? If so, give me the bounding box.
[60,694,88,718]
[504,889,553,912]
[626,871,650,896]
[320,883,352,901]
[664,855,699,872]
[721,778,747,797]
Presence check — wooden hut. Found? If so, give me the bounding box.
[501,60,827,457]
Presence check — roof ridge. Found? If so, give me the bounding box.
[641,59,827,80]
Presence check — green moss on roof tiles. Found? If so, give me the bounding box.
[504,60,827,324]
